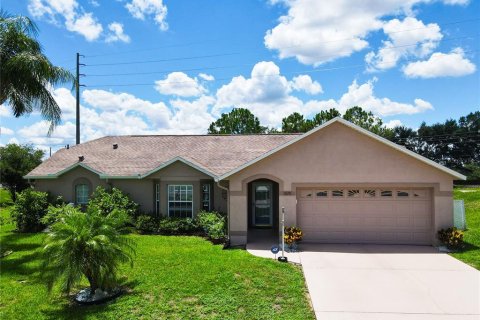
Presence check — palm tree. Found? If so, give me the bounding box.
[42,206,135,295]
[0,11,74,133]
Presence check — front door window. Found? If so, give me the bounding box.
[252,182,273,227]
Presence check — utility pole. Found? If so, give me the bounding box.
[75,53,85,145]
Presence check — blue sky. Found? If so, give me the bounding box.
[1,0,479,153]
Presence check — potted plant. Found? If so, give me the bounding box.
[284,226,303,252]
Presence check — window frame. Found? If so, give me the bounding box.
[168,184,194,218]
[201,182,213,211]
[75,184,90,205]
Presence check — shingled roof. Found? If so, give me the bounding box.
[25,134,301,179]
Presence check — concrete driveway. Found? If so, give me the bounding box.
[299,244,480,320]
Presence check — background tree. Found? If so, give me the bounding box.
[208,108,267,134]
[0,11,74,133]
[309,108,341,128]
[281,112,308,133]
[343,106,392,138]
[0,143,44,201]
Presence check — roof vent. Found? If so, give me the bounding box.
[113,143,118,149]
[66,144,70,149]
[78,155,84,162]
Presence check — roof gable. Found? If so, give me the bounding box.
[218,117,466,180]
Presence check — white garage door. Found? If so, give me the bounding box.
[297,188,433,245]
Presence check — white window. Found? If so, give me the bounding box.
[155,183,160,216]
[76,184,89,204]
[201,183,211,211]
[168,185,193,218]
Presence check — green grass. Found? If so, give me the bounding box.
[0,188,13,207]
[451,187,480,269]
[0,206,314,320]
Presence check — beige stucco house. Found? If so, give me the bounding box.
[26,118,465,246]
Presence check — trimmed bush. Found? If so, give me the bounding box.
[438,227,464,249]
[11,188,49,232]
[158,217,199,235]
[135,215,158,234]
[88,187,139,219]
[41,203,75,226]
[197,211,226,242]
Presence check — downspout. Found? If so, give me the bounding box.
[215,179,230,244]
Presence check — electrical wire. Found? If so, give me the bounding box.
[82,17,480,59]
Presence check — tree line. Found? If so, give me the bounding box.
[207,107,480,180]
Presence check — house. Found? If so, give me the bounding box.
[25,117,465,246]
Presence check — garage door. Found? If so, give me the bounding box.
[297,188,432,245]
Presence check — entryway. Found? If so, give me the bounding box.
[248,179,279,230]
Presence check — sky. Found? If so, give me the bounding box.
[1,0,479,155]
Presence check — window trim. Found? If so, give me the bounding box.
[168,184,194,218]
[75,184,90,205]
[200,181,213,212]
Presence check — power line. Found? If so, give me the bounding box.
[84,52,240,67]
[83,34,479,77]
[83,49,480,88]
[82,17,480,59]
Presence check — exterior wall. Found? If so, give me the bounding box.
[227,122,456,245]
[33,167,108,203]
[110,179,154,214]
[32,161,228,218]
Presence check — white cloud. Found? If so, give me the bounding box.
[82,90,171,127]
[199,73,215,81]
[442,0,469,5]
[64,12,103,42]
[165,96,216,134]
[126,0,168,30]
[215,61,300,126]
[105,22,131,43]
[28,0,103,41]
[290,75,323,95]
[265,0,467,66]
[8,137,19,145]
[403,48,476,78]
[155,72,207,97]
[384,119,403,129]
[335,78,433,116]
[1,127,14,135]
[215,61,431,127]
[0,104,12,118]
[366,17,443,71]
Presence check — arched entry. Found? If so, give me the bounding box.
[248,179,279,230]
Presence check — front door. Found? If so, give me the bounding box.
[252,182,273,227]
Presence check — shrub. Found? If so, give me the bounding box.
[438,227,464,249]
[196,211,226,242]
[41,203,75,226]
[284,226,303,245]
[135,215,158,234]
[88,187,139,219]
[158,217,199,235]
[11,188,49,232]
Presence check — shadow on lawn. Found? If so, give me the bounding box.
[0,231,44,277]
[41,280,141,320]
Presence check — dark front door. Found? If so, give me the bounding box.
[252,182,273,227]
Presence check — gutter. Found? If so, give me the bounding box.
[215,179,230,244]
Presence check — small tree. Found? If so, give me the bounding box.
[208,108,267,134]
[88,187,139,219]
[42,206,135,295]
[0,143,44,201]
[11,188,49,232]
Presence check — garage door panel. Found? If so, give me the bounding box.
[297,187,432,245]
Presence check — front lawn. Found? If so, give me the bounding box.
[0,205,314,319]
[451,187,480,269]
